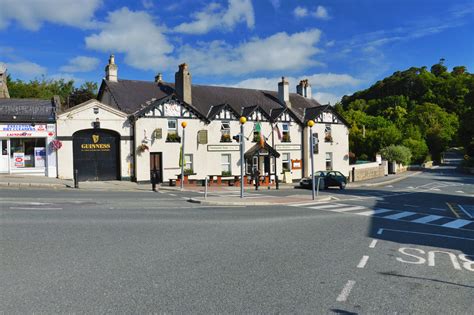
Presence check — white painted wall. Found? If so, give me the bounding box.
[56,100,132,180]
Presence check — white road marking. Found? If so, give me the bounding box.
[332,206,366,212]
[169,194,177,197]
[378,228,474,241]
[411,215,443,224]
[385,185,393,188]
[407,186,414,189]
[357,255,369,268]
[442,219,472,229]
[308,203,346,210]
[458,205,473,219]
[336,280,356,302]
[289,202,326,207]
[9,207,62,210]
[369,240,378,248]
[431,188,441,191]
[403,204,419,208]
[383,211,416,220]
[455,191,464,193]
[357,209,392,216]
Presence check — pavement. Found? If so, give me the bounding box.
[1,165,473,313]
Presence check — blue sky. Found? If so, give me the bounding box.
[1,0,473,104]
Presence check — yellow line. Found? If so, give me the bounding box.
[446,202,460,218]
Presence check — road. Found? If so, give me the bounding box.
[1,166,473,313]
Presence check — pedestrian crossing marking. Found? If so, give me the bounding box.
[289,202,474,231]
[357,209,392,216]
[383,211,416,220]
[442,219,472,229]
[411,215,443,224]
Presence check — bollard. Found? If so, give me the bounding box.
[275,175,279,190]
[151,171,157,192]
[74,169,79,189]
[204,176,208,199]
[316,177,321,197]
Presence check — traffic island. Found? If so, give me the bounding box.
[187,195,332,206]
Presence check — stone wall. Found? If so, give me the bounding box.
[349,161,387,182]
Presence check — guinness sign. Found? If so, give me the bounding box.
[80,134,112,151]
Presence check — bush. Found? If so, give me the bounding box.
[402,138,429,164]
[380,145,412,165]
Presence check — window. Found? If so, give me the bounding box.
[325,152,333,171]
[281,123,291,142]
[220,121,231,142]
[282,153,290,172]
[184,154,193,172]
[312,133,319,154]
[166,119,180,142]
[1,140,7,156]
[221,154,231,175]
[168,119,177,131]
[325,124,332,142]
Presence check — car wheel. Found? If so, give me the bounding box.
[339,182,346,190]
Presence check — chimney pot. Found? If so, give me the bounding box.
[278,76,291,107]
[296,79,312,98]
[155,73,163,83]
[175,63,192,104]
[105,54,118,82]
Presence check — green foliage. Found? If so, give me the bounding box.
[380,145,412,165]
[339,61,473,163]
[6,74,98,107]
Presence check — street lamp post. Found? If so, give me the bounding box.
[239,116,247,198]
[180,121,187,190]
[307,120,315,200]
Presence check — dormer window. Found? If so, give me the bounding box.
[281,123,291,142]
[325,124,332,142]
[166,119,181,142]
[220,121,231,142]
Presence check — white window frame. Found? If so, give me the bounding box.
[282,152,291,172]
[184,154,193,171]
[221,154,231,173]
[325,152,333,171]
[168,119,177,131]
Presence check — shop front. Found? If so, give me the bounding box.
[0,124,57,177]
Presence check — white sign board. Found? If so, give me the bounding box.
[34,147,46,167]
[13,152,25,168]
[0,124,52,137]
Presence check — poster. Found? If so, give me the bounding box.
[34,147,46,168]
[13,152,24,168]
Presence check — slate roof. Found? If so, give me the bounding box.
[0,98,56,122]
[244,142,281,159]
[99,79,323,124]
[303,105,350,126]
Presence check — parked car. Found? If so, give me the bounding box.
[299,171,347,190]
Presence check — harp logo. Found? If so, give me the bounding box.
[92,134,99,143]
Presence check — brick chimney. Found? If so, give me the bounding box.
[105,54,118,82]
[278,76,291,107]
[0,64,10,98]
[297,79,312,98]
[175,63,192,104]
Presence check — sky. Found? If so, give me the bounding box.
[0,0,473,104]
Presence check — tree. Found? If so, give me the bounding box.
[67,81,98,107]
[430,59,447,77]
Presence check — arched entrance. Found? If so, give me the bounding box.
[73,129,120,181]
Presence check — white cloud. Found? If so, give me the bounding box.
[49,73,83,84]
[6,61,47,78]
[174,0,255,34]
[294,6,308,18]
[326,40,335,47]
[269,0,281,9]
[142,0,154,9]
[59,56,100,73]
[85,8,174,71]
[225,73,360,91]
[0,0,101,30]
[313,92,341,104]
[179,29,323,75]
[314,5,330,20]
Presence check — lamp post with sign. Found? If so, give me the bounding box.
[180,121,187,190]
[239,116,247,198]
[307,120,316,200]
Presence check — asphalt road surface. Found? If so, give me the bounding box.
[1,166,473,313]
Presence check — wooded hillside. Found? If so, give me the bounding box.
[336,60,474,164]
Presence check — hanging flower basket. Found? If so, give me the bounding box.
[137,143,149,153]
[49,139,62,151]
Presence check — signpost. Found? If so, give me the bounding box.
[307,120,315,200]
[239,117,247,198]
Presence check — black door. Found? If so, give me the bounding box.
[150,152,163,183]
[73,129,120,181]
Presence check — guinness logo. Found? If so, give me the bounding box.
[92,134,99,143]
